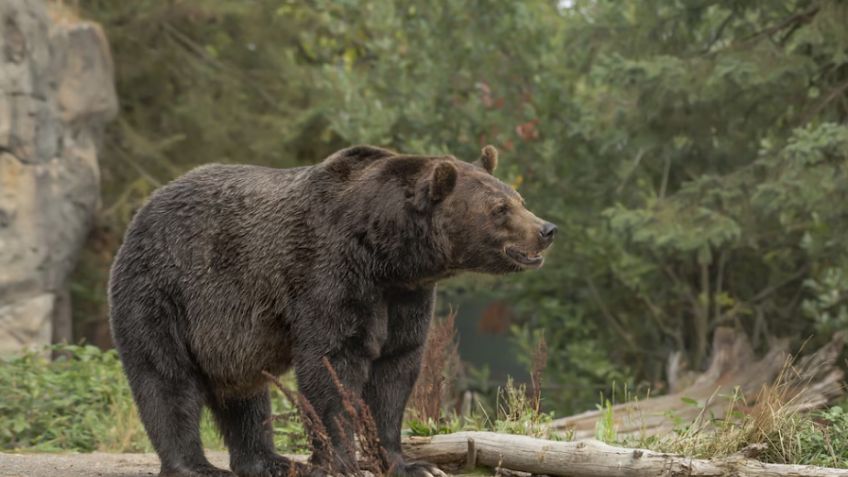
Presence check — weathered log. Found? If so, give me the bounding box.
[550,328,845,438]
[402,431,848,477]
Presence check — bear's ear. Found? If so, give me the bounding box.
[475,145,498,174]
[429,161,458,204]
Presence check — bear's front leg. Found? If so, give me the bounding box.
[363,348,447,477]
[361,286,447,477]
[293,346,371,474]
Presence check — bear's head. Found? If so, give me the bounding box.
[321,144,556,279]
[426,146,557,274]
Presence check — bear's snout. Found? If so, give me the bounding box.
[539,221,557,245]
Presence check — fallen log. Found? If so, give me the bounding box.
[550,328,845,438]
[402,431,848,477]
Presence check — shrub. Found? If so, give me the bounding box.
[0,345,151,452]
[0,345,304,453]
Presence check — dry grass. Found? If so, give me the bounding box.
[630,359,847,467]
[264,359,393,477]
[528,337,548,415]
[409,312,460,422]
[264,371,335,475]
[322,358,388,475]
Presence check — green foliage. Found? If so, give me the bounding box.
[512,303,629,412]
[793,405,848,468]
[528,0,848,403]
[803,268,848,334]
[0,345,152,452]
[405,417,468,438]
[0,345,305,453]
[71,0,848,416]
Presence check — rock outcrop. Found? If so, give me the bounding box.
[0,0,117,355]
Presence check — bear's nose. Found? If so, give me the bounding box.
[539,222,557,241]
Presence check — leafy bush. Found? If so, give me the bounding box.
[0,345,152,452]
[0,345,305,453]
[791,405,848,468]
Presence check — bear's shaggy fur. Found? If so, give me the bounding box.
[109,145,556,477]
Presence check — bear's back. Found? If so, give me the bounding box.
[110,163,314,304]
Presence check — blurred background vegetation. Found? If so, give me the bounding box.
[65,0,848,416]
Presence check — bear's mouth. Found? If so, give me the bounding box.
[505,246,544,269]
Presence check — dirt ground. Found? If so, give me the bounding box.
[0,451,231,477]
[0,452,466,477]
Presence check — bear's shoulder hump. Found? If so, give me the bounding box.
[321,145,398,179]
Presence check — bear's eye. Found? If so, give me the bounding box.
[492,204,509,216]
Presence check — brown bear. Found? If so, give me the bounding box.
[109,145,556,477]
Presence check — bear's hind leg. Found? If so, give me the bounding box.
[211,390,323,477]
[124,357,231,477]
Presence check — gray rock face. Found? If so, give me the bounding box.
[0,0,117,355]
